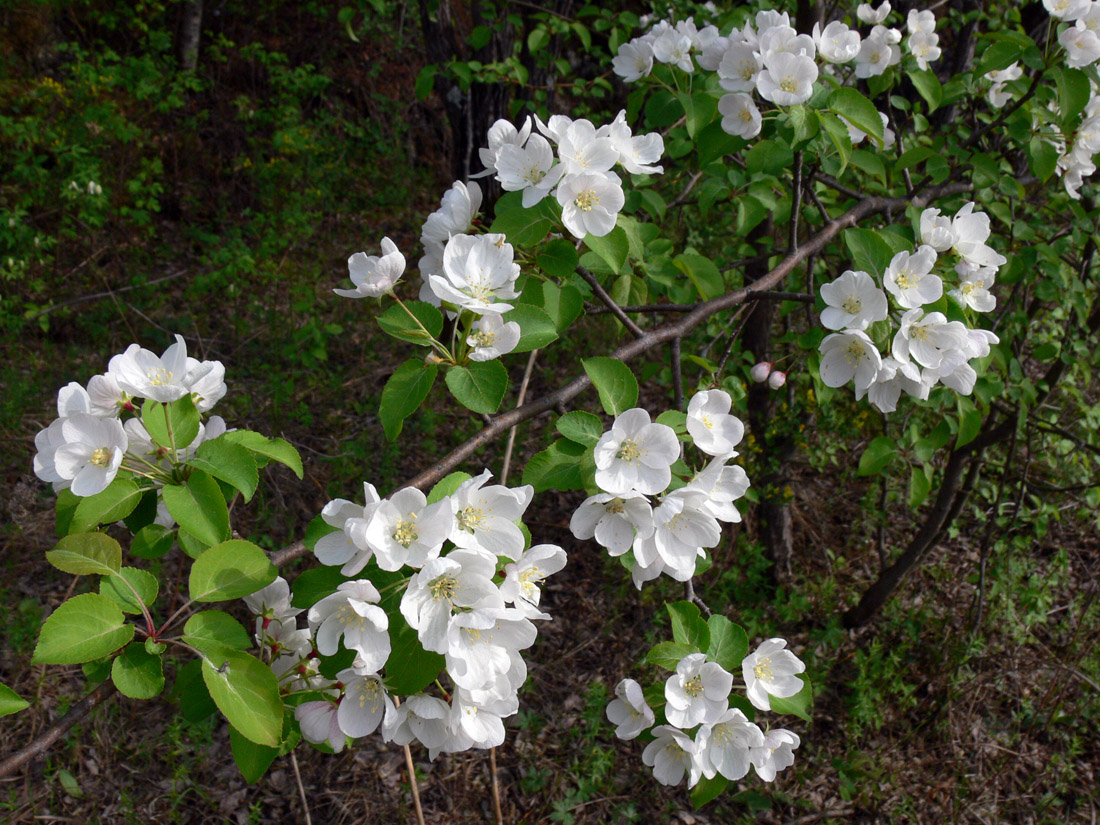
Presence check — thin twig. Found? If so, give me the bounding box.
[712,307,752,382]
[392,697,427,825]
[789,151,803,252]
[668,170,705,210]
[501,349,538,484]
[290,750,313,825]
[671,337,684,412]
[27,272,187,321]
[0,682,116,778]
[575,265,645,338]
[489,746,504,825]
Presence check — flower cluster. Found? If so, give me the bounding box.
[612,5,938,142]
[608,640,806,787]
[570,390,749,587]
[475,111,665,239]
[817,203,1003,412]
[33,335,227,497]
[258,470,566,756]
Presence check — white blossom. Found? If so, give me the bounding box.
[642,725,703,787]
[607,112,665,175]
[952,203,1007,268]
[814,21,861,63]
[400,549,503,654]
[593,407,680,496]
[336,669,393,739]
[363,486,453,571]
[499,543,567,619]
[819,269,889,330]
[750,728,800,781]
[718,93,762,139]
[884,245,942,308]
[697,707,764,780]
[756,52,818,106]
[742,638,806,711]
[950,262,997,312]
[556,171,625,239]
[296,700,345,751]
[606,678,655,740]
[819,330,882,391]
[686,389,745,456]
[612,39,655,82]
[314,483,382,576]
[308,580,390,672]
[665,652,733,727]
[919,207,957,251]
[652,28,695,72]
[448,469,533,559]
[475,117,532,178]
[429,233,521,315]
[494,134,564,208]
[570,493,655,556]
[857,2,891,24]
[336,237,405,298]
[49,413,127,496]
[466,311,522,362]
[891,308,969,369]
[1061,26,1100,67]
[717,42,761,92]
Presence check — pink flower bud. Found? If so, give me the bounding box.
[767,370,787,389]
[750,362,773,383]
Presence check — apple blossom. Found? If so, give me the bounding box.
[108,334,197,403]
[641,488,721,578]
[429,233,521,315]
[335,237,405,298]
[556,171,625,239]
[642,725,703,787]
[314,483,382,575]
[612,39,654,82]
[855,29,893,78]
[420,180,482,248]
[906,9,936,34]
[363,486,453,571]
[718,93,762,139]
[814,21,860,63]
[51,413,128,496]
[1043,0,1091,20]
[651,28,694,72]
[606,113,665,175]
[819,269,889,331]
[907,30,941,70]
[593,407,680,496]
[1060,26,1100,68]
[857,1,891,24]
[665,652,733,727]
[950,262,997,312]
[686,456,750,524]
[686,389,745,456]
[696,707,765,780]
[986,62,1023,108]
[494,134,564,208]
[499,543,567,619]
[892,308,969,369]
[383,694,451,750]
[856,356,927,413]
[466,311,521,362]
[952,203,1007,268]
[717,42,761,92]
[336,668,393,739]
[750,361,773,383]
[308,580,390,672]
[919,207,957,251]
[399,549,503,654]
[475,116,532,178]
[884,245,942,308]
[570,492,655,556]
[742,638,806,711]
[447,469,533,559]
[296,699,346,751]
[606,678,655,740]
[756,52,818,106]
[818,330,883,391]
[768,370,787,390]
[750,728,801,781]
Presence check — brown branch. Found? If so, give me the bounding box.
[0,681,116,778]
[575,265,645,338]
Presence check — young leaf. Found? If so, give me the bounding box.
[0,682,30,717]
[376,301,444,346]
[489,191,554,246]
[674,253,723,300]
[584,226,629,273]
[667,601,710,651]
[379,360,438,440]
[706,615,749,671]
[828,87,884,145]
[173,659,218,723]
[187,436,259,502]
[582,357,639,415]
[384,615,446,695]
[645,641,698,671]
[555,410,604,447]
[162,470,230,548]
[128,524,176,560]
[537,238,579,279]
[691,775,728,808]
[188,539,278,603]
[221,431,304,479]
[522,438,587,492]
[141,395,200,451]
[445,360,509,414]
[46,533,122,577]
[111,641,165,699]
[100,567,159,614]
[290,566,349,609]
[31,593,135,664]
[201,650,284,747]
[537,282,585,333]
[769,676,813,722]
[857,436,895,477]
[183,610,253,656]
[70,477,143,532]
[426,471,473,505]
[502,304,558,352]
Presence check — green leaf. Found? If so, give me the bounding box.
[111,641,165,699]
[786,104,819,146]
[667,601,710,651]
[187,436,259,502]
[769,676,813,722]
[538,282,584,332]
[384,614,446,695]
[173,659,218,722]
[502,304,558,352]
[656,409,687,433]
[414,64,437,100]
[189,539,278,603]
[819,112,852,173]
[221,431,304,479]
[162,470,230,548]
[130,524,175,559]
[183,610,253,656]
[857,436,896,477]
[691,775,728,808]
[673,253,723,300]
[909,464,932,509]
[907,69,942,112]
[290,566,348,610]
[446,360,509,414]
[584,226,629,273]
[71,477,143,532]
[83,657,113,683]
[706,615,749,672]
[376,301,444,346]
[141,395,200,452]
[695,120,743,166]
[32,593,134,664]
[122,489,158,533]
[555,410,604,447]
[427,471,473,505]
[956,397,982,447]
[489,190,553,246]
[582,357,638,415]
[645,641,697,671]
[0,682,30,717]
[843,228,894,277]
[379,360,438,440]
[537,238,579,279]
[744,139,793,175]
[46,532,121,576]
[304,514,339,550]
[1027,136,1059,183]
[202,650,284,747]
[828,87,884,145]
[1055,66,1091,127]
[975,40,1022,76]
[522,438,586,493]
[100,567,159,614]
[231,719,298,784]
[55,488,79,538]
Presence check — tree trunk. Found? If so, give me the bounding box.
[178,0,203,72]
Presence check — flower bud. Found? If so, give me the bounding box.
[768,370,787,390]
[750,362,772,383]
